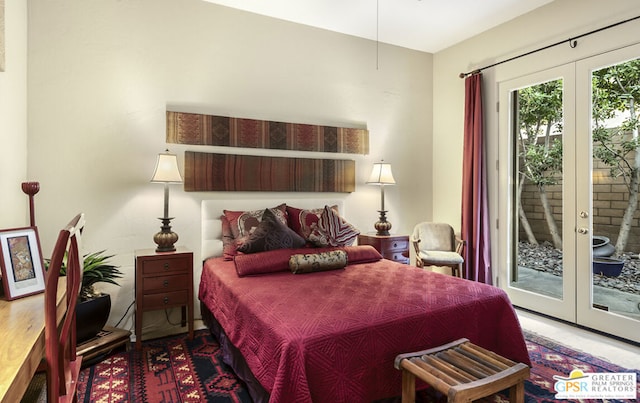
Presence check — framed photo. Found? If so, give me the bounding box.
[0,226,46,300]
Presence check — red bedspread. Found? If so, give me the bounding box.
[198,252,530,403]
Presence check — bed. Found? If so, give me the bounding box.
[198,199,531,403]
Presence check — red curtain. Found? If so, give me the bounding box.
[461,73,492,284]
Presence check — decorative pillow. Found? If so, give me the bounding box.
[286,205,339,240]
[220,215,237,260]
[308,205,360,247]
[289,250,348,274]
[235,248,296,276]
[237,208,306,254]
[234,245,382,277]
[341,245,383,263]
[223,203,287,240]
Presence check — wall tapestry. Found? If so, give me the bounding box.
[184,151,355,193]
[167,111,369,155]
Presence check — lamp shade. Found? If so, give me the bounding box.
[366,162,396,185]
[366,161,395,236]
[150,151,183,183]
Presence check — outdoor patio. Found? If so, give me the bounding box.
[516,241,640,320]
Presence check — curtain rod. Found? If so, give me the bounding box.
[459,14,640,78]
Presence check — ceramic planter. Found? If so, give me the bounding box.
[76,293,111,343]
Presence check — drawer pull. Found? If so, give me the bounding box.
[163,297,169,304]
[163,280,169,287]
[164,263,170,270]
[393,242,398,248]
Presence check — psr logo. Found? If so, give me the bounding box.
[553,369,637,399]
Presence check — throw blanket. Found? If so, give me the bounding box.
[199,253,530,403]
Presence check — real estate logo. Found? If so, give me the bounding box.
[553,369,637,399]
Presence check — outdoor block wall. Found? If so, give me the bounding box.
[519,160,640,253]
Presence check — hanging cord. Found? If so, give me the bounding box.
[459,14,640,78]
[376,0,379,70]
[115,300,135,328]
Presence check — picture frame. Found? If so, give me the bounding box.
[0,226,46,300]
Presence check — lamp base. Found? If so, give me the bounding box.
[374,210,392,236]
[154,217,178,252]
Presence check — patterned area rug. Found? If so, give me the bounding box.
[77,329,639,402]
[77,330,251,403]
[524,331,639,403]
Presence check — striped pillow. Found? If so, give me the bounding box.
[308,205,360,247]
[286,204,339,241]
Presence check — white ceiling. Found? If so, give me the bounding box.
[202,0,555,53]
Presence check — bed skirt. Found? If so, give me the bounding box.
[200,301,270,403]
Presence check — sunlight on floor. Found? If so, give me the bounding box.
[516,308,640,369]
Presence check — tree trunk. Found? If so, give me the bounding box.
[539,186,562,249]
[615,98,640,254]
[518,176,538,245]
[616,172,639,255]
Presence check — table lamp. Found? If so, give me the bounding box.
[151,150,183,252]
[366,161,396,236]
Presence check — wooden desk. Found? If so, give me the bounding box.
[0,279,66,403]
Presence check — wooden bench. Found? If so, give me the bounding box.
[394,338,530,403]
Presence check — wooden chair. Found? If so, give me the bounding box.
[394,338,530,403]
[44,213,85,403]
[411,222,465,277]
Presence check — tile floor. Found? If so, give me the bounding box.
[516,308,640,369]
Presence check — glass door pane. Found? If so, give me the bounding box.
[511,78,565,299]
[498,65,577,322]
[591,58,640,319]
[576,45,640,343]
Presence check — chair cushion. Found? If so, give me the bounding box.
[418,251,463,265]
[412,222,455,251]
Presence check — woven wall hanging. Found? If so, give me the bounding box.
[167,111,369,155]
[184,151,355,192]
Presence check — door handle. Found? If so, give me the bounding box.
[579,211,589,218]
[577,227,589,234]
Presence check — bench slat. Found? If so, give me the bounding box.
[395,339,530,403]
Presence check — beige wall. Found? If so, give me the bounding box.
[433,0,640,280]
[0,0,27,228]
[26,0,432,333]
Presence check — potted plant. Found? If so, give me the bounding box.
[49,250,123,343]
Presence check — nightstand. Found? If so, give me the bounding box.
[358,234,410,264]
[134,246,194,350]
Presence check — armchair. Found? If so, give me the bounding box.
[411,222,465,277]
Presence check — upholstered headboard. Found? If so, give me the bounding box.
[201,198,345,262]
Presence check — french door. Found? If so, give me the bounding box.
[498,44,640,343]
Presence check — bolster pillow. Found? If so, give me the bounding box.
[289,250,348,274]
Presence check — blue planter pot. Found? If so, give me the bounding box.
[592,257,624,277]
[592,235,615,258]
